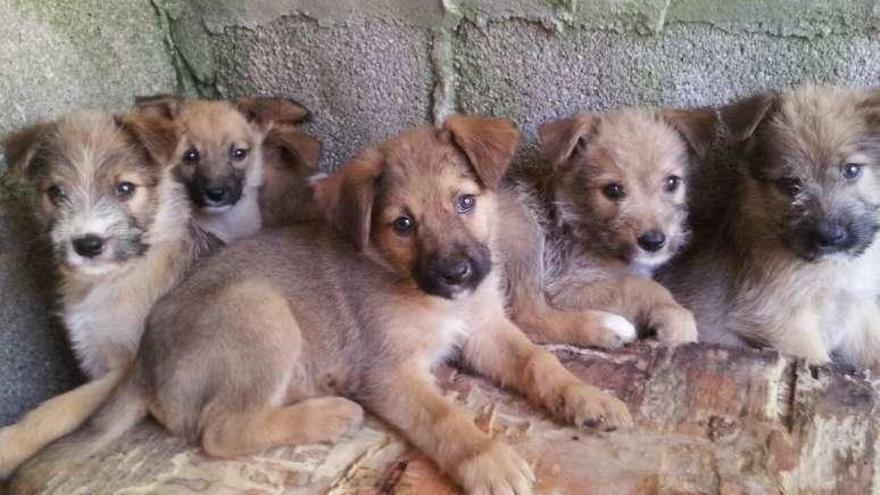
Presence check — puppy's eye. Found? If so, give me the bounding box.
[602,183,625,200]
[115,181,136,198]
[183,148,200,163]
[841,163,862,180]
[456,194,476,213]
[230,147,249,161]
[664,175,681,193]
[775,177,802,196]
[46,185,65,205]
[392,216,415,235]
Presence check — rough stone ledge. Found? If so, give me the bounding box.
[21,342,880,495]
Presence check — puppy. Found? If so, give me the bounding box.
[11,116,632,495]
[660,86,880,370]
[500,108,715,347]
[134,95,317,240]
[0,110,199,478]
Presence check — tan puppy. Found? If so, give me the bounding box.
[134,95,316,239]
[661,86,880,370]
[12,116,632,495]
[500,108,715,347]
[0,110,200,478]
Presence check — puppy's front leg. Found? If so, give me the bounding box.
[365,364,535,495]
[550,276,697,344]
[463,316,633,431]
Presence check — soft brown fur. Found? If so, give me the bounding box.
[500,108,715,347]
[0,110,208,478]
[135,95,319,239]
[660,85,880,369]
[11,116,632,495]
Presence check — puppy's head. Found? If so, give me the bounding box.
[258,122,323,226]
[134,95,309,214]
[723,86,880,262]
[314,115,519,299]
[3,111,178,277]
[540,108,715,270]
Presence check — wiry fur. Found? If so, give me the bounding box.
[0,111,212,479]
[500,108,715,347]
[660,85,880,369]
[11,116,632,495]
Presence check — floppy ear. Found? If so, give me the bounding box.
[234,96,311,131]
[133,94,183,120]
[311,149,382,252]
[538,114,595,167]
[265,125,322,170]
[720,92,778,144]
[443,115,520,190]
[661,108,718,159]
[3,123,51,180]
[119,110,180,166]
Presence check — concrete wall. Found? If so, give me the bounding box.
[2,0,880,425]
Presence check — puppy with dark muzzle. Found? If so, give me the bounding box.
[0,110,203,478]
[134,95,317,240]
[660,85,880,370]
[500,108,715,347]
[10,116,631,495]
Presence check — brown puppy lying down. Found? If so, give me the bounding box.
[11,116,631,495]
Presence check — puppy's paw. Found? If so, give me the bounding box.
[650,305,698,345]
[305,397,364,443]
[594,313,637,347]
[455,440,535,495]
[553,383,633,431]
[555,311,636,348]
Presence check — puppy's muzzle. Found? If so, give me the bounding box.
[415,248,491,299]
[72,234,105,258]
[188,179,243,209]
[637,230,667,253]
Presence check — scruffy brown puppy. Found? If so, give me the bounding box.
[500,108,715,347]
[660,86,880,369]
[0,110,201,479]
[12,116,632,495]
[134,95,317,239]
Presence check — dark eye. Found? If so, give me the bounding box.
[115,181,136,198]
[183,148,200,163]
[775,177,802,196]
[664,175,681,193]
[457,194,476,213]
[230,147,249,161]
[46,185,65,204]
[392,216,414,234]
[602,183,625,200]
[841,163,862,180]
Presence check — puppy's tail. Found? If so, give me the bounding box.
[9,366,149,495]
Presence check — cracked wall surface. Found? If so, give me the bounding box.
[2,0,880,427]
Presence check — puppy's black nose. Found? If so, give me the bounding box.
[637,231,666,252]
[814,221,849,248]
[437,258,473,285]
[203,186,229,204]
[72,235,105,258]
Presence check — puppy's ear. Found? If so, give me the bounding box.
[662,108,717,159]
[538,114,595,166]
[312,150,382,252]
[133,94,183,120]
[721,92,778,143]
[3,123,51,180]
[443,115,520,190]
[234,96,311,131]
[119,111,179,166]
[266,125,322,170]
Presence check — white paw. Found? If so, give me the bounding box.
[601,314,637,344]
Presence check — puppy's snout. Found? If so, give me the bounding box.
[436,257,473,285]
[203,186,231,205]
[811,220,849,249]
[72,235,105,258]
[637,230,666,253]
